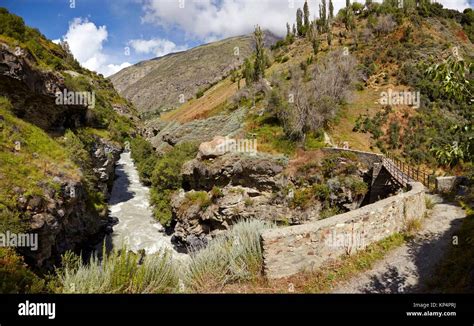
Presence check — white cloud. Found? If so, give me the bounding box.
[129,38,188,57]
[62,18,131,77]
[140,0,473,40]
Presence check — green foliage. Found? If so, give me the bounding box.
[253,26,266,81]
[291,188,314,209]
[130,136,158,185]
[182,191,211,211]
[210,186,224,199]
[149,142,198,225]
[0,248,46,293]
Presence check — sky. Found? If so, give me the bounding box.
[1,0,472,76]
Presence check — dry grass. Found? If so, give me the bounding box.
[160,78,241,123]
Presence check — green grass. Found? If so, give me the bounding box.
[0,98,79,220]
[245,113,297,156]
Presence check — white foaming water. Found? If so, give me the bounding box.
[107,151,182,257]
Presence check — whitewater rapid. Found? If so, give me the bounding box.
[106,151,179,255]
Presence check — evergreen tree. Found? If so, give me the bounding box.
[346,0,351,8]
[296,8,304,36]
[286,22,291,38]
[327,30,332,46]
[292,23,297,36]
[253,25,266,81]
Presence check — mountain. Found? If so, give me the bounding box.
[110,32,280,118]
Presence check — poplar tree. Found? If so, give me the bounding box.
[296,8,304,36]
[329,0,334,20]
[303,1,310,30]
[253,25,265,81]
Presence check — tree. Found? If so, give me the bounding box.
[292,23,297,36]
[243,58,254,86]
[280,51,358,141]
[327,30,332,46]
[319,0,328,33]
[253,25,266,82]
[286,22,291,38]
[329,0,334,20]
[346,0,351,8]
[312,37,320,55]
[296,8,304,36]
[303,1,310,30]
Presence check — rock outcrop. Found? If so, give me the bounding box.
[182,153,288,192]
[170,146,373,249]
[0,43,87,132]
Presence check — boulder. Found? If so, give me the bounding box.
[197,136,236,159]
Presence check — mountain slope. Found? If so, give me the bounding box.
[0,7,138,275]
[110,32,279,118]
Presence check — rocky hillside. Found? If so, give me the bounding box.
[126,1,473,252]
[110,32,279,118]
[0,8,137,275]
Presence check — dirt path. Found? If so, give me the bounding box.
[332,194,467,293]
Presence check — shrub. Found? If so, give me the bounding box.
[184,219,273,292]
[0,248,45,293]
[149,142,198,225]
[56,248,178,294]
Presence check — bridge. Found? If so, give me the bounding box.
[322,148,433,203]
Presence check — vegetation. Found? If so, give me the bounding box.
[55,219,273,293]
[149,143,198,226]
[56,248,178,294]
[0,248,46,293]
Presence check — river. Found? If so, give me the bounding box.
[104,151,180,255]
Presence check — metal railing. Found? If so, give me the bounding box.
[384,153,432,188]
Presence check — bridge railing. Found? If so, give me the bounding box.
[385,153,433,188]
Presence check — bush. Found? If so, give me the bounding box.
[56,248,178,293]
[184,219,273,292]
[150,142,198,225]
[0,248,45,293]
[130,137,157,185]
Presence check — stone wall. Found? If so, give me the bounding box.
[261,182,426,279]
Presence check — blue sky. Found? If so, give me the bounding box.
[1,0,472,76]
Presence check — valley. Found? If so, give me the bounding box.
[0,1,473,296]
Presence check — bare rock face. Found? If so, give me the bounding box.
[91,137,122,199]
[17,179,104,270]
[182,153,288,192]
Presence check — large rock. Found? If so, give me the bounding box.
[182,153,288,192]
[197,136,237,159]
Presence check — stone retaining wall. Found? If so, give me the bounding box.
[261,182,426,279]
